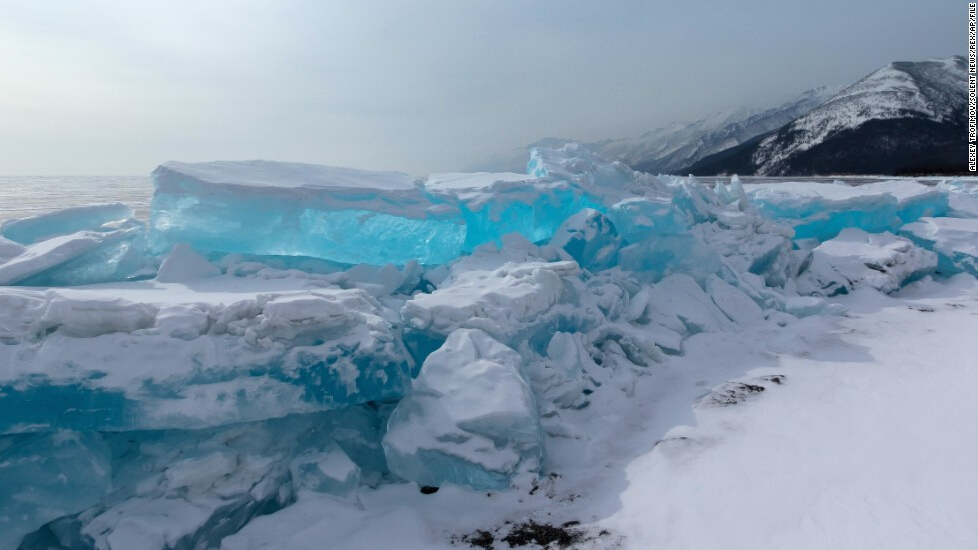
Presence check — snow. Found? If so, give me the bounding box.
[2,146,977,549]
[155,243,222,282]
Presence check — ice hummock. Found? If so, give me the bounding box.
[744,180,947,241]
[2,146,978,549]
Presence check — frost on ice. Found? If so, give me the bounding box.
[0,145,976,548]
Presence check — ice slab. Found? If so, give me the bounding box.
[900,217,978,277]
[796,229,937,295]
[0,284,411,433]
[382,328,544,489]
[0,203,133,245]
[744,180,947,241]
[150,161,465,266]
[0,223,148,286]
[424,172,601,250]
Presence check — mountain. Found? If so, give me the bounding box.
[681,56,968,176]
[627,87,837,173]
[468,87,836,174]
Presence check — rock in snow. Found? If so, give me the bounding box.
[0,145,976,549]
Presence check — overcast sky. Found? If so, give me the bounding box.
[0,1,962,176]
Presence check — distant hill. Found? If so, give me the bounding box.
[679,56,967,176]
[469,87,836,174]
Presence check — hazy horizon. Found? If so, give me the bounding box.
[0,1,962,177]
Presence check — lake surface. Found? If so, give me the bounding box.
[0,176,153,224]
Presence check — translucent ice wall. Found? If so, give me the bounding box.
[150,161,467,265]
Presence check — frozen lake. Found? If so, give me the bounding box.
[0,174,973,225]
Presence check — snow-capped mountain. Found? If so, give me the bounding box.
[684,56,967,176]
[469,87,836,174]
[627,86,836,173]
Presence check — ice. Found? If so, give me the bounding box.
[607,196,688,241]
[0,284,411,433]
[12,408,385,550]
[150,161,465,265]
[0,432,112,550]
[549,208,622,271]
[290,443,361,495]
[5,145,978,548]
[937,180,978,218]
[900,217,978,276]
[400,238,584,350]
[424,172,601,250]
[0,237,25,263]
[744,180,947,241]
[155,243,222,282]
[795,228,937,295]
[0,203,133,245]
[0,224,147,286]
[382,328,544,489]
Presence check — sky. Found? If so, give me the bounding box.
[0,1,963,176]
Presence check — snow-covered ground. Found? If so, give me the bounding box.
[213,275,978,550]
[1,145,976,549]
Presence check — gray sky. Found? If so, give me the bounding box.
[0,1,962,176]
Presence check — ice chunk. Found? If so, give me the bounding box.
[549,208,622,271]
[644,274,734,335]
[607,197,688,241]
[900,217,978,277]
[0,224,147,286]
[424,172,601,250]
[0,431,112,550]
[382,328,544,489]
[692,214,794,287]
[0,203,133,245]
[937,180,978,218]
[400,252,584,355]
[618,234,723,282]
[0,286,411,433]
[796,228,937,295]
[151,161,465,265]
[290,443,361,495]
[744,180,947,241]
[156,243,222,282]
